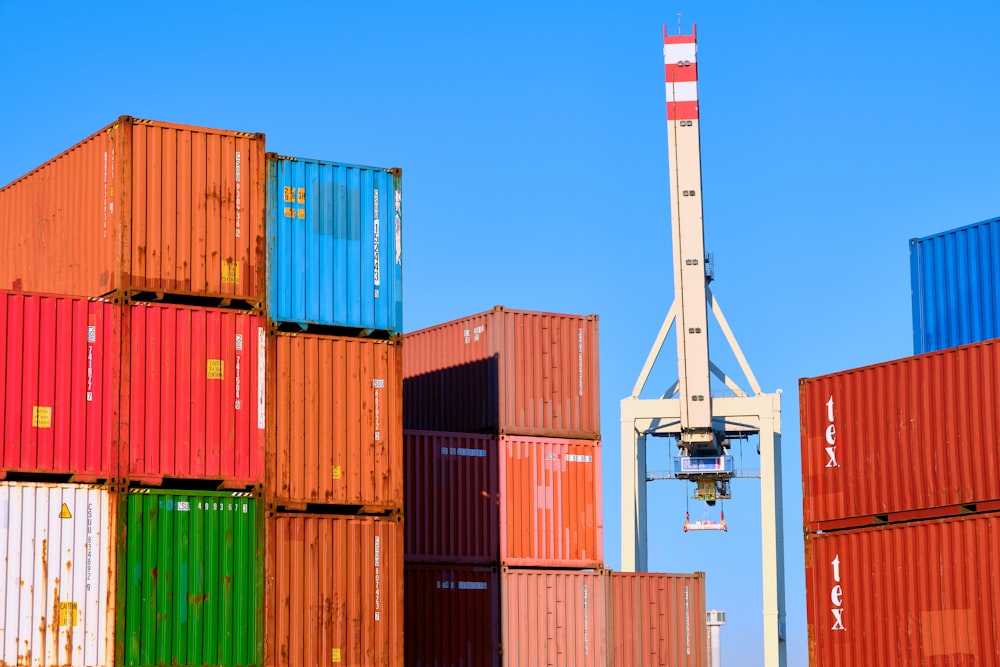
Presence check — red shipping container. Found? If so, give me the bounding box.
[607,572,708,667]
[267,333,402,510]
[805,512,1000,666]
[405,431,603,568]
[404,431,498,564]
[122,302,264,487]
[502,568,607,667]
[404,564,500,667]
[801,339,1000,531]
[266,513,403,667]
[0,116,265,303]
[0,291,119,481]
[403,306,601,439]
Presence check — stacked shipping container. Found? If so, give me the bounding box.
[0,119,408,665]
[802,214,1000,663]
[403,307,708,666]
[263,154,405,666]
[403,306,607,666]
[0,116,270,667]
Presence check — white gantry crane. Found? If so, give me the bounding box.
[620,24,787,667]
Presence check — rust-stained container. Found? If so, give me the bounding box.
[117,488,262,667]
[404,564,500,667]
[501,568,607,667]
[805,512,1000,666]
[0,481,116,667]
[122,302,265,488]
[403,306,601,439]
[0,290,119,481]
[607,571,707,667]
[266,513,403,667]
[404,431,603,568]
[0,116,265,304]
[800,339,1000,531]
[267,333,402,510]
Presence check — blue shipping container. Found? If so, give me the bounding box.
[910,215,1000,353]
[266,155,403,334]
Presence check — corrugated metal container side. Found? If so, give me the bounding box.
[266,155,403,333]
[116,488,262,667]
[0,482,116,667]
[500,435,603,568]
[910,216,1000,353]
[501,568,607,667]
[0,291,119,481]
[805,512,1000,666]
[265,513,403,667]
[268,333,402,510]
[123,302,265,487]
[404,430,498,564]
[403,307,601,438]
[0,116,266,302]
[607,572,707,667]
[800,339,1000,531]
[405,432,602,566]
[404,564,500,667]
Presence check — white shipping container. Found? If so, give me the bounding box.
[0,482,115,666]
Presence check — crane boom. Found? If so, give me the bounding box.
[663,25,732,503]
[664,26,717,453]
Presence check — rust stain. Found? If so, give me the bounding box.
[186,592,209,605]
[50,577,60,662]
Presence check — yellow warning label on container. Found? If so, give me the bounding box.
[297,187,306,204]
[331,466,342,480]
[207,360,224,380]
[59,602,78,627]
[331,648,341,663]
[222,260,240,284]
[283,206,294,218]
[297,208,306,219]
[59,503,73,519]
[32,406,52,428]
[283,186,294,203]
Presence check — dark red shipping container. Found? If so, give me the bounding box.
[266,513,404,667]
[268,333,402,511]
[800,338,1000,531]
[0,291,119,481]
[404,564,500,667]
[123,302,264,487]
[607,571,708,667]
[404,431,498,564]
[805,512,1000,666]
[403,306,601,439]
[405,431,603,568]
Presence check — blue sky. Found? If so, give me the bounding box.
[4,2,1000,665]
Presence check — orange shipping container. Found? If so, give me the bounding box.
[403,306,600,439]
[607,572,708,667]
[502,568,607,667]
[805,512,1000,666]
[267,333,402,510]
[0,116,265,303]
[265,513,403,667]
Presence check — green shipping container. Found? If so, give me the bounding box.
[116,488,263,666]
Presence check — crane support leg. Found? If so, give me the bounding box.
[760,399,787,667]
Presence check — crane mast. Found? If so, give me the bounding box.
[664,25,731,503]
